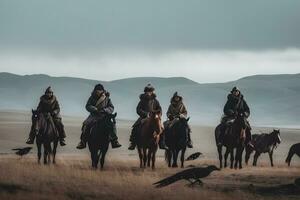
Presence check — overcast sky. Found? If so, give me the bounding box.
[1,0,300,82]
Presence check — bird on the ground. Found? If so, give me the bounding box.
[185,152,202,161]
[12,147,32,157]
[153,165,220,188]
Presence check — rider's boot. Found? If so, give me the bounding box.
[26,130,36,144]
[128,127,137,150]
[58,125,66,146]
[159,132,167,150]
[76,140,86,149]
[60,138,66,146]
[109,123,122,149]
[76,124,88,149]
[26,137,35,144]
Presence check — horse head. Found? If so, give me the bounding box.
[104,112,117,129]
[271,129,281,145]
[150,110,162,135]
[177,116,190,137]
[31,109,40,135]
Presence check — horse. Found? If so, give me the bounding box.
[245,129,281,167]
[30,109,59,164]
[286,143,300,167]
[165,117,190,168]
[215,112,248,169]
[88,113,117,169]
[136,110,162,169]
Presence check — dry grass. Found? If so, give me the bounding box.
[0,155,299,200]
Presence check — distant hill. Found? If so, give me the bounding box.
[1,72,300,127]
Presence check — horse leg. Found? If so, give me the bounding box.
[230,149,234,169]
[48,143,52,164]
[43,144,48,164]
[147,149,152,168]
[152,150,157,170]
[167,150,172,168]
[172,150,179,168]
[238,147,244,169]
[143,148,147,168]
[269,151,274,167]
[91,149,97,169]
[180,148,186,168]
[138,148,143,168]
[37,142,42,164]
[100,149,107,170]
[224,148,230,168]
[253,152,260,166]
[245,146,253,165]
[234,148,239,169]
[217,145,223,169]
[52,141,58,164]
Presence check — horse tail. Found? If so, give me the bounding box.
[285,145,295,164]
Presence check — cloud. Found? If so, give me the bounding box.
[0,48,300,83]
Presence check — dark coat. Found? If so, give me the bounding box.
[167,95,187,120]
[37,95,61,118]
[136,93,162,119]
[86,91,114,120]
[223,93,250,118]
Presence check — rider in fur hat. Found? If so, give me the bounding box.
[26,86,66,146]
[128,84,162,150]
[162,92,193,148]
[76,84,122,149]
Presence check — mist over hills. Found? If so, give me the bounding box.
[0,72,300,127]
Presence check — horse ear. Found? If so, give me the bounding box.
[186,117,190,122]
[32,109,34,113]
[113,112,117,117]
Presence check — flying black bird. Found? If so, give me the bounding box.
[12,147,32,157]
[153,165,220,188]
[186,152,202,161]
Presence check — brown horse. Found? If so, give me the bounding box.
[136,110,162,169]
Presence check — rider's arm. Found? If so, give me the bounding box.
[154,99,162,112]
[243,99,250,118]
[137,101,148,118]
[85,97,98,114]
[223,100,234,116]
[180,104,188,117]
[102,98,114,114]
[166,105,172,119]
[52,100,60,115]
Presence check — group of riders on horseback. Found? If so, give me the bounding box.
[26,83,253,151]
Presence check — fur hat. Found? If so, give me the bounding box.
[94,84,104,91]
[231,86,240,93]
[144,84,155,92]
[45,86,53,94]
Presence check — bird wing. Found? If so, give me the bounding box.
[12,148,22,151]
[186,152,202,161]
[153,168,197,188]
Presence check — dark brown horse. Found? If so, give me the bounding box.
[88,113,117,169]
[215,112,247,169]
[30,109,59,164]
[136,110,162,169]
[165,117,190,168]
[286,143,300,167]
[245,129,281,167]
